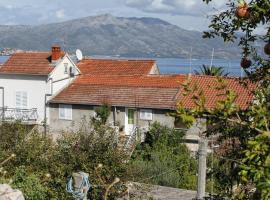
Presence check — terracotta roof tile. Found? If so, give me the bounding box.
[77,59,156,75]
[50,74,256,110]
[73,74,185,88]
[177,76,256,110]
[0,52,64,75]
[50,84,178,109]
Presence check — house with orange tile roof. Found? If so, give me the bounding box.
[0,46,80,125]
[48,58,254,151]
[0,45,255,152]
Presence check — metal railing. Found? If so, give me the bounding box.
[124,126,139,151]
[0,107,38,122]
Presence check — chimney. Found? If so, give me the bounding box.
[51,45,62,61]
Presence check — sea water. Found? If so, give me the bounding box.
[155,58,242,77]
[0,56,242,77]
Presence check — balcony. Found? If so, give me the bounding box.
[0,107,38,124]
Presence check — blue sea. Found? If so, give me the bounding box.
[0,56,243,77]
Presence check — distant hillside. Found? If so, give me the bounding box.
[0,14,241,58]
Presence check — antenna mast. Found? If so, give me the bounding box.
[189,47,193,74]
[210,48,215,70]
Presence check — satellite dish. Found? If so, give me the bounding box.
[76,49,83,61]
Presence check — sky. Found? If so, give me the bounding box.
[0,0,227,31]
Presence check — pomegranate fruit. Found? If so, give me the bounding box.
[241,57,252,69]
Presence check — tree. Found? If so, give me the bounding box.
[128,122,198,190]
[194,65,229,76]
[93,103,111,125]
[174,0,270,199]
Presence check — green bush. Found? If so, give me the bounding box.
[0,122,128,199]
[128,122,197,190]
[93,103,111,125]
[11,166,48,200]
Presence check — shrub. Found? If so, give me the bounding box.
[11,166,48,200]
[93,103,111,125]
[128,122,197,190]
[0,122,128,199]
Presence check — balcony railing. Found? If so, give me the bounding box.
[0,107,38,123]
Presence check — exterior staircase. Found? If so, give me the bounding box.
[118,127,139,157]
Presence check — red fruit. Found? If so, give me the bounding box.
[241,57,252,69]
[264,43,270,55]
[236,4,249,18]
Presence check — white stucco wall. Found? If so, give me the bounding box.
[0,54,80,125]
[49,54,80,95]
[0,74,47,123]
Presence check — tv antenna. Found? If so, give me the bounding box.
[76,49,83,61]
[189,47,193,74]
[210,48,215,70]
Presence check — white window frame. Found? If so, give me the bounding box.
[59,104,72,120]
[140,109,153,121]
[15,91,28,109]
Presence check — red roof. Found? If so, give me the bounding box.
[50,84,179,109]
[178,76,256,110]
[50,74,255,110]
[77,59,156,75]
[0,52,64,75]
[73,74,185,88]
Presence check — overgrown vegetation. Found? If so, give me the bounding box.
[93,103,111,125]
[128,122,198,190]
[0,121,128,199]
[0,119,199,199]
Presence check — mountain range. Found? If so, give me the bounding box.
[0,14,241,58]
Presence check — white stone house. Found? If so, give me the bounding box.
[0,46,80,127]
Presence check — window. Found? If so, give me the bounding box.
[64,63,68,74]
[140,109,152,121]
[59,104,72,120]
[128,109,135,124]
[15,91,28,109]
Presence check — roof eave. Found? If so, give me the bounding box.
[49,100,176,110]
[0,72,49,76]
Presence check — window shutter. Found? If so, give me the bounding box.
[22,92,28,108]
[140,109,153,120]
[15,92,21,108]
[15,91,28,109]
[59,104,72,120]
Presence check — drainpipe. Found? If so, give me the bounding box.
[113,106,116,126]
[44,78,53,135]
[0,87,4,122]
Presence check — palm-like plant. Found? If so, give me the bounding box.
[194,65,228,76]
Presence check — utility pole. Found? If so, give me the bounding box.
[0,87,4,122]
[196,138,208,200]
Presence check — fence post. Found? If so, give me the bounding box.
[196,138,208,200]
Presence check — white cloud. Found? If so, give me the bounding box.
[126,0,227,16]
[125,0,152,7]
[0,0,220,31]
[56,9,65,19]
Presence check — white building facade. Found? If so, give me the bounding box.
[0,46,80,127]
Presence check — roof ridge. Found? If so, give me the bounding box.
[190,74,240,79]
[81,58,156,62]
[12,51,51,54]
[73,81,180,88]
